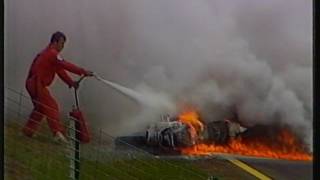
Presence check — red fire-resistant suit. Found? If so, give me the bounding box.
[23,45,88,137]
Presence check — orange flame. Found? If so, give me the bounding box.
[178,109,312,161]
[178,110,204,133]
[178,109,204,144]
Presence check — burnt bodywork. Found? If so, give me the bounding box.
[205,121,230,144]
[115,115,247,154]
[145,116,195,149]
[145,116,247,148]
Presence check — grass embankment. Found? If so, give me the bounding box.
[5,121,215,180]
[5,120,256,179]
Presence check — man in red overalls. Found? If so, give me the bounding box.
[23,31,92,143]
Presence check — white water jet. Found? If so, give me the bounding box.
[94,74,176,112]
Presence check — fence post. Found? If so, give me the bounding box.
[69,117,80,180]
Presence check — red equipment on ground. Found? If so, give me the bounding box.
[69,108,91,143]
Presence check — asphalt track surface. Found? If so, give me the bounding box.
[159,154,313,180]
[115,136,313,179]
[237,157,312,180]
[208,153,312,180]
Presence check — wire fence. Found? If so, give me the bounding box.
[4,86,211,180]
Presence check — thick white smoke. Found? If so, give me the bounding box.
[5,0,311,148]
[117,0,312,148]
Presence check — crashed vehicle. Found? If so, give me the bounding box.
[145,114,248,149]
[145,115,195,149]
[115,113,247,154]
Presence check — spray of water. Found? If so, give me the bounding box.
[94,74,176,112]
[93,74,177,135]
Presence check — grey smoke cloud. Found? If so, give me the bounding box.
[5,0,312,148]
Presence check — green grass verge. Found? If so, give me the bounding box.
[5,120,215,180]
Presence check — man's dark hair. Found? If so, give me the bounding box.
[50,31,67,43]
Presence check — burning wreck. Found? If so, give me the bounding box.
[115,108,312,161]
[145,113,247,149]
